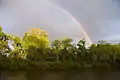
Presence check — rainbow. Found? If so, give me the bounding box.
[48,1,92,45]
[1,0,92,45]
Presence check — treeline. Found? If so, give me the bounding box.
[0,26,120,70]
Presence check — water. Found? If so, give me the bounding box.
[0,69,120,80]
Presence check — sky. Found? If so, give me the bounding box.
[0,0,120,44]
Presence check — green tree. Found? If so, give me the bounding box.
[9,35,23,59]
[75,39,89,65]
[0,26,11,56]
[23,28,50,61]
[77,39,86,54]
[60,38,74,61]
[51,39,62,62]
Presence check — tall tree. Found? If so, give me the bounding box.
[9,35,23,59]
[23,28,50,61]
[51,39,62,62]
[0,26,11,56]
[77,39,87,54]
[61,38,74,61]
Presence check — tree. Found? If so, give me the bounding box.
[88,43,120,66]
[77,39,87,55]
[51,39,62,62]
[23,28,50,61]
[9,35,23,59]
[75,39,89,64]
[60,38,74,61]
[0,26,11,56]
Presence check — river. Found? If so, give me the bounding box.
[0,69,120,80]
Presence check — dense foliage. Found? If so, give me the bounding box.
[1,26,120,70]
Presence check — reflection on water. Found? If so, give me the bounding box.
[0,69,120,80]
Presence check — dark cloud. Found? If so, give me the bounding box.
[0,0,120,43]
[54,0,120,42]
[0,0,87,43]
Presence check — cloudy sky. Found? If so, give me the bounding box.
[0,0,120,43]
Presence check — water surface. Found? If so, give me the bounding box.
[0,69,120,80]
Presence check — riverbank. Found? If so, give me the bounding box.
[1,58,119,71]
